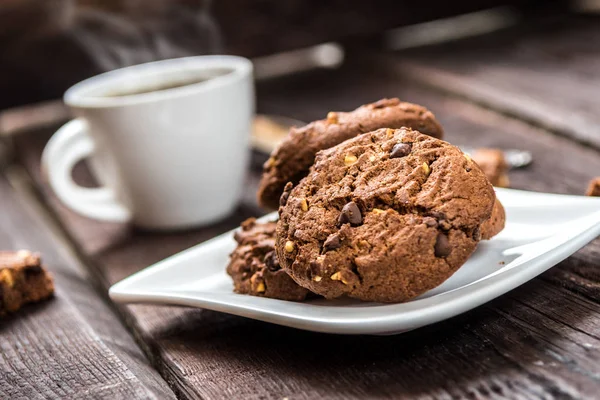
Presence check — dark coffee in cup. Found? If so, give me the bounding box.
[102,68,232,97]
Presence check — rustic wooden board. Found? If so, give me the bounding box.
[11,59,600,399]
[214,0,550,57]
[384,14,600,149]
[0,168,176,399]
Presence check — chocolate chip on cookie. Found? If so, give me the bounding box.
[276,128,496,303]
[390,143,412,159]
[264,250,280,271]
[339,202,362,226]
[258,98,444,209]
[434,233,451,257]
[323,233,342,252]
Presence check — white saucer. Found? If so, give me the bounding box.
[109,189,600,335]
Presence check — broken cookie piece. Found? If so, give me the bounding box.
[0,250,54,316]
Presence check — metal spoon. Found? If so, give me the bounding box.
[460,146,532,169]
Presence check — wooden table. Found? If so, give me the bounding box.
[1,13,600,399]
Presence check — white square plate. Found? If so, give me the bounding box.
[109,189,600,335]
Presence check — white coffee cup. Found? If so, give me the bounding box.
[42,56,254,230]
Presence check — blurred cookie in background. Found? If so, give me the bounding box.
[471,148,510,187]
[0,250,54,316]
[586,177,600,197]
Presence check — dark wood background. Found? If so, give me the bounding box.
[1,10,600,400]
[0,0,564,109]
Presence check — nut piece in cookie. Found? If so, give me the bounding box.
[471,148,510,188]
[258,98,444,209]
[0,250,54,316]
[276,128,495,303]
[586,177,600,197]
[227,218,310,301]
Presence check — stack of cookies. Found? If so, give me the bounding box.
[227,99,505,303]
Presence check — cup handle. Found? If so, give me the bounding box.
[41,118,132,223]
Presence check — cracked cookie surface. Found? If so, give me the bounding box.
[276,128,495,303]
[258,98,444,209]
[227,218,310,301]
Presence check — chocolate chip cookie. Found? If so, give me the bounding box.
[276,128,495,303]
[258,98,444,209]
[0,250,54,316]
[472,148,510,188]
[227,218,310,301]
[586,177,600,196]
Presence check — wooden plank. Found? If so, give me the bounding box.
[214,0,551,57]
[12,63,600,399]
[0,166,176,398]
[383,14,600,149]
[0,0,554,110]
[0,100,68,136]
